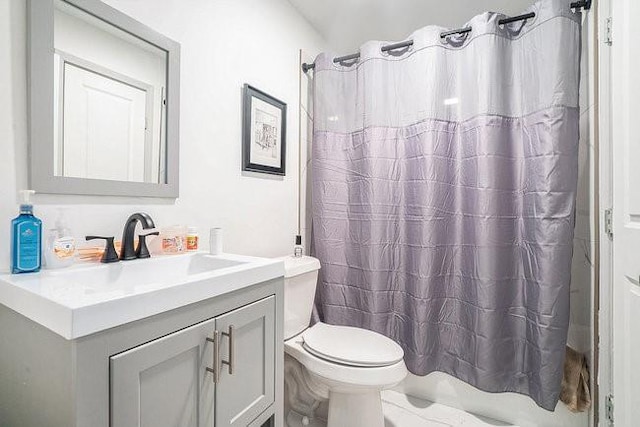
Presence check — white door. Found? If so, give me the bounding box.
[62,62,148,182]
[612,0,640,424]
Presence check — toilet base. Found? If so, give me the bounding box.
[286,410,326,427]
[327,390,384,427]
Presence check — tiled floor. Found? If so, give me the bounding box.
[382,391,516,427]
[286,391,516,427]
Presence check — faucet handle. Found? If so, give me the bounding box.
[136,231,160,259]
[85,236,119,263]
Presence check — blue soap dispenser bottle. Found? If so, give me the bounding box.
[11,190,42,274]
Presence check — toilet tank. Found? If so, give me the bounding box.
[278,255,321,340]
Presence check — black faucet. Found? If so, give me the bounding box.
[85,236,120,263]
[120,213,157,261]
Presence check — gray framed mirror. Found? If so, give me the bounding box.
[28,0,180,197]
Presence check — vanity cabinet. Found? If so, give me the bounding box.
[111,296,275,427]
[0,276,284,427]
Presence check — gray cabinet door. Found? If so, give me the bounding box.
[110,318,216,427]
[215,296,275,427]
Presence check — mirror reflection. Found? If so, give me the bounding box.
[53,0,168,184]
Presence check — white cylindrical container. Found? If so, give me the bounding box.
[210,227,223,255]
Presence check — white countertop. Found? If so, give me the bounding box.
[0,252,284,340]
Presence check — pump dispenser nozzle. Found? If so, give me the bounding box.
[19,190,35,203]
[19,190,35,214]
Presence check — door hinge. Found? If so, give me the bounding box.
[606,394,614,423]
[605,17,613,46]
[604,208,613,239]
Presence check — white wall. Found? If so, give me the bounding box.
[0,0,328,272]
[288,0,535,53]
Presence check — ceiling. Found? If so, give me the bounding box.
[288,0,535,53]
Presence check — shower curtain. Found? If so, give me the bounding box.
[311,0,581,411]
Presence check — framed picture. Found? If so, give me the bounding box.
[242,84,287,175]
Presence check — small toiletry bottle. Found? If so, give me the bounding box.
[161,225,187,254]
[11,190,42,274]
[44,210,76,269]
[186,227,199,251]
[294,235,303,258]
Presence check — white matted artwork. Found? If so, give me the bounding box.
[242,84,287,175]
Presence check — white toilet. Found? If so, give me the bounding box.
[280,255,407,427]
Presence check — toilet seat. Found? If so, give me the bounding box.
[285,332,408,391]
[302,323,404,368]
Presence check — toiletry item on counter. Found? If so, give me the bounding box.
[294,235,303,258]
[186,227,199,251]
[209,227,223,255]
[44,210,76,269]
[11,190,42,274]
[161,225,187,254]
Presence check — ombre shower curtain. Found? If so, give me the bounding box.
[311,0,581,410]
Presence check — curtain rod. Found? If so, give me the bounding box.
[301,0,592,73]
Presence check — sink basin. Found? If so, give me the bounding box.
[0,252,284,339]
[44,252,247,290]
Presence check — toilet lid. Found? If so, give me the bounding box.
[302,323,404,367]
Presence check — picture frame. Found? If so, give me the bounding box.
[242,84,287,176]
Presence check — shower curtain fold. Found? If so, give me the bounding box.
[311,0,581,411]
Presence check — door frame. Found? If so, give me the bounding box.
[597,0,614,425]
